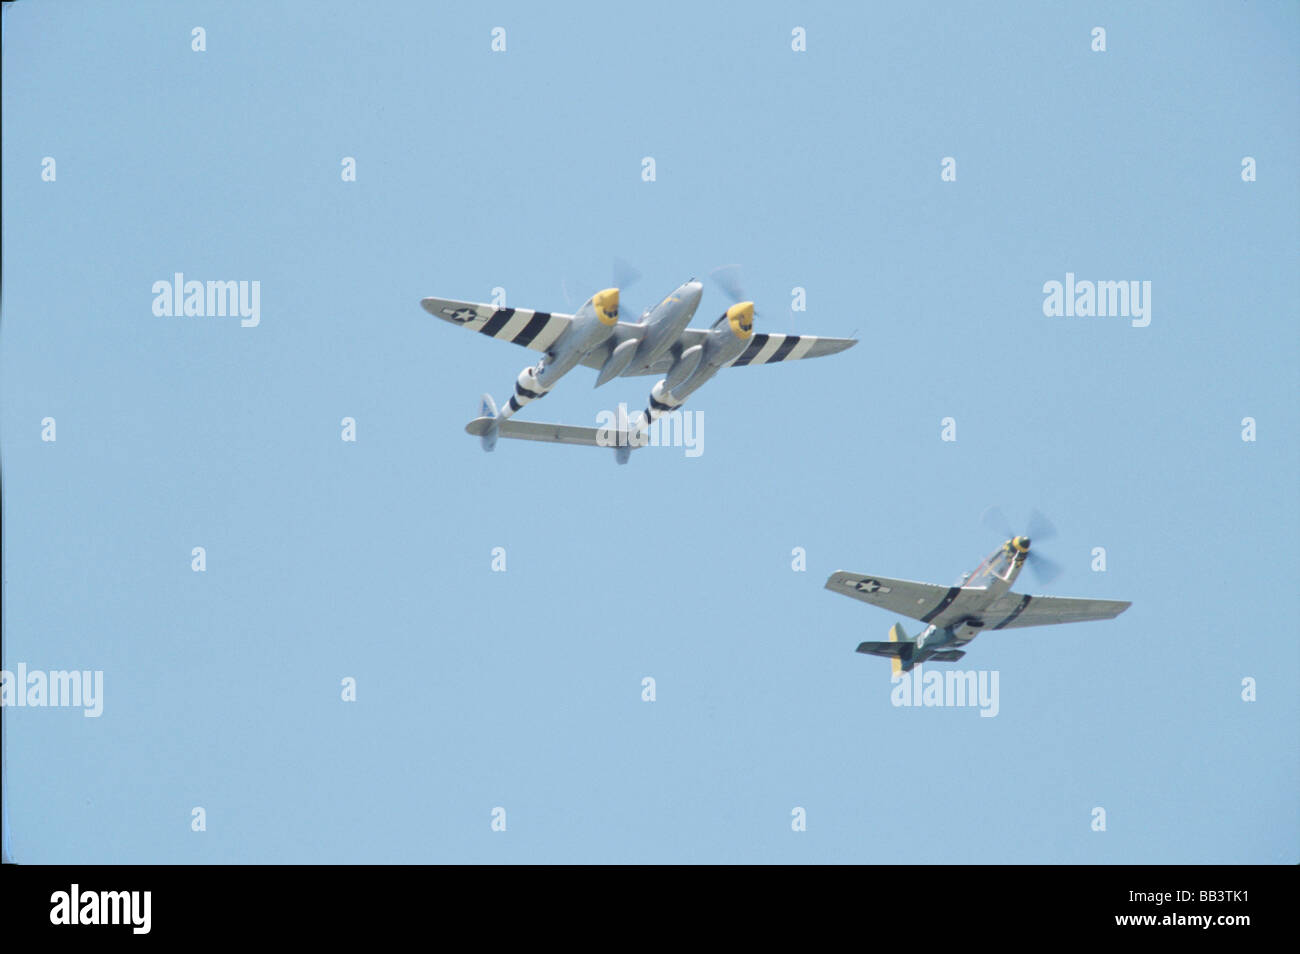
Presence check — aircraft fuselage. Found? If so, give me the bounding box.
[916,540,1029,651]
[629,280,704,371]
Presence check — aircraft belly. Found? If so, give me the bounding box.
[633,314,692,371]
[927,589,997,630]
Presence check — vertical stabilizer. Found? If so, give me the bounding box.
[888,622,911,675]
[478,393,499,452]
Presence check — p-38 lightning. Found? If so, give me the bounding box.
[825,513,1131,672]
[421,275,856,462]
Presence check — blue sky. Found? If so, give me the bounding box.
[1,0,1296,863]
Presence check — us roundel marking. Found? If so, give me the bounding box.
[443,306,477,323]
[855,579,891,594]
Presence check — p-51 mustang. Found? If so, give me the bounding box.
[420,278,856,461]
[824,531,1131,673]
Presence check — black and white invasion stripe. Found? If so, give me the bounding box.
[424,299,570,354]
[474,307,567,352]
[729,333,817,367]
[991,594,1033,630]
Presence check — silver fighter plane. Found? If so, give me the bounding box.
[825,533,1131,673]
[420,280,856,461]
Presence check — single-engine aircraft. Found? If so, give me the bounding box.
[420,275,856,462]
[824,514,1130,672]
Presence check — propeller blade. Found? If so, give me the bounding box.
[612,259,645,319]
[709,264,763,319]
[709,264,748,304]
[1026,509,1058,544]
[1027,551,1063,585]
[560,278,582,311]
[980,506,1013,540]
[563,275,628,315]
[612,257,642,292]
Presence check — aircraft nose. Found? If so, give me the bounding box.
[683,280,703,305]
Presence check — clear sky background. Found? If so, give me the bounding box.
[2,1,1296,864]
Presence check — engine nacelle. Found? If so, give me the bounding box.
[703,303,754,368]
[595,337,640,387]
[665,344,704,391]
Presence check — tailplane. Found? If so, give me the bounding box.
[463,413,640,464]
[855,623,968,672]
[856,622,918,674]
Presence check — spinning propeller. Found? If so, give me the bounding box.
[563,258,643,316]
[980,506,1063,584]
[709,264,761,318]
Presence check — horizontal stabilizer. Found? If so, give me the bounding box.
[856,641,912,659]
[856,641,965,670]
[465,416,641,453]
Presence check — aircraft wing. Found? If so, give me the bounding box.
[726,332,858,367]
[421,298,575,354]
[824,571,990,626]
[975,593,1132,630]
[581,329,858,376]
[425,300,857,376]
[827,571,1131,631]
